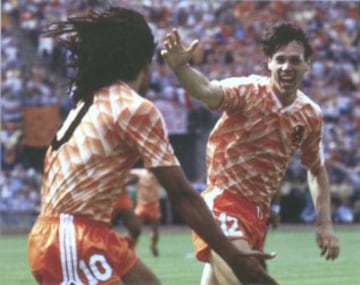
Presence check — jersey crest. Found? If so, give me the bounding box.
[292,125,305,146]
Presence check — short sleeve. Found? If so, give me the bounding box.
[120,100,179,168]
[212,75,264,112]
[300,108,325,171]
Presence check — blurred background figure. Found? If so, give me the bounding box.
[130,168,163,257]
[112,188,142,250]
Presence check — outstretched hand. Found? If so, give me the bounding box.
[229,249,279,284]
[161,28,199,71]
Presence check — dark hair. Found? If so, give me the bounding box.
[261,22,313,60]
[44,6,156,103]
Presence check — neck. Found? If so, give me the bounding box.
[277,92,296,106]
[125,78,140,93]
[270,81,296,106]
[124,64,147,95]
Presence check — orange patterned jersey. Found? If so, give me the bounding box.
[207,75,324,206]
[40,82,179,223]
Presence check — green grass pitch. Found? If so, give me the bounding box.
[0,225,359,284]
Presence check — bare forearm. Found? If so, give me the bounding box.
[172,64,223,108]
[307,166,340,260]
[152,167,234,260]
[307,167,332,224]
[173,64,209,97]
[172,188,278,284]
[173,190,236,259]
[152,166,279,284]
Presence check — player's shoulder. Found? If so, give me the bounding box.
[217,74,268,87]
[297,90,322,116]
[106,82,158,115]
[111,82,152,104]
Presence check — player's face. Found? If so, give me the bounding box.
[268,41,309,103]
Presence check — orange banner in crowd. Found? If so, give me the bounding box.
[23,106,62,147]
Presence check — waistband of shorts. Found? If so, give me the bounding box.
[37,214,110,228]
[206,186,270,216]
[230,189,268,208]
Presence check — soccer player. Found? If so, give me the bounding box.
[27,7,278,285]
[131,168,163,257]
[112,168,162,256]
[112,189,142,249]
[161,22,340,284]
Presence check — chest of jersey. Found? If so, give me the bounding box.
[209,97,310,164]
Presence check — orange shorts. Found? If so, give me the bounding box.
[192,188,270,262]
[113,191,134,212]
[135,201,160,223]
[111,192,134,223]
[28,214,138,285]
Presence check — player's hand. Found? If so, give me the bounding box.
[161,28,199,71]
[229,249,279,284]
[316,222,340,260]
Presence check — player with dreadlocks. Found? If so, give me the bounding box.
[27,6,278,285]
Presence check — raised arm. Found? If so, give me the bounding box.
[307,165,340,260]
[161,28,224,109]
[151,165,279,284]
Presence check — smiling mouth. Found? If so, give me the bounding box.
[280,75,294,82]
[279,76,296,87]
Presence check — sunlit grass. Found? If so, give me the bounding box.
[0,225,358,285]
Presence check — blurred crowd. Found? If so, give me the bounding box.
[1,0,359,225]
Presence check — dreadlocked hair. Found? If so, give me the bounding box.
[261,22,313,60]
[44,6,156,104]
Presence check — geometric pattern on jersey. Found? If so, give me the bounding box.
[40,82,179,223]
[207,75,324,206]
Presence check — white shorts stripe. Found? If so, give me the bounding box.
[65,215,75,282]
[203,187,224,212]
[59,214,83,285]
[68,215,82,283]
[60,214,69,284]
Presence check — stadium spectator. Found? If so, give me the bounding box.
[0,165,40,227]
[162,21,340,284]
[131,168,163,257]
[27,7,277,285]
[1,121,23,170]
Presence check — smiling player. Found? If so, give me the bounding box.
[27,6,278,285]
[162,22,340,285]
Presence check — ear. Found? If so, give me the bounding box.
[266,57,272,71]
